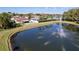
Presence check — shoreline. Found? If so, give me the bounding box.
[8,21,60,51]
[9,21,79,51]
[0,21,79,51]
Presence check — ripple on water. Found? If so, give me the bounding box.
[44,41,51,46]
[37,36,44,39]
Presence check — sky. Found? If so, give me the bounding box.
[0,7,74,14]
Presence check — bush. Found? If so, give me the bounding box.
[15,23,22,27]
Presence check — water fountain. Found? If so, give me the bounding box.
[51,15,66,38]
[58,16,66,51]
[58,16,66,38]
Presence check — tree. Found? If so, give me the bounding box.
[62,8,79,23]
[0,12,14,29]
[27,13,33,19]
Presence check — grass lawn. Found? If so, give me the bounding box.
[0,21,79,51]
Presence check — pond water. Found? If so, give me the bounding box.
[11,23,79,51]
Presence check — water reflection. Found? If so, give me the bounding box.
[37,36,44,39]
[44,41,51,46]
[63,24,79,32]
[11,23,79,51]
[37,25,52,31]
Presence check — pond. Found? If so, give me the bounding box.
[11,23,79,51]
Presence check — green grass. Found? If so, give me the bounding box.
[0,21,79,51]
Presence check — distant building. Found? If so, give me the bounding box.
[29,16,40,23]
[52,14,62,20]
[11,16,29,23]
[29,18,39,23]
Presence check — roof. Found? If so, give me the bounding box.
[12,16,29,23]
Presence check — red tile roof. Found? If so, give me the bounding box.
[13,16,29,23]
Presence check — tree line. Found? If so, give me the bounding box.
[62,8,79,23]
[0,8,79,29]
[0,12,53,29]
[0,12,15,29]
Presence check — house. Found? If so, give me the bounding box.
[29,18,39,23]
[11,16,29,23]
[29,16,40,23]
